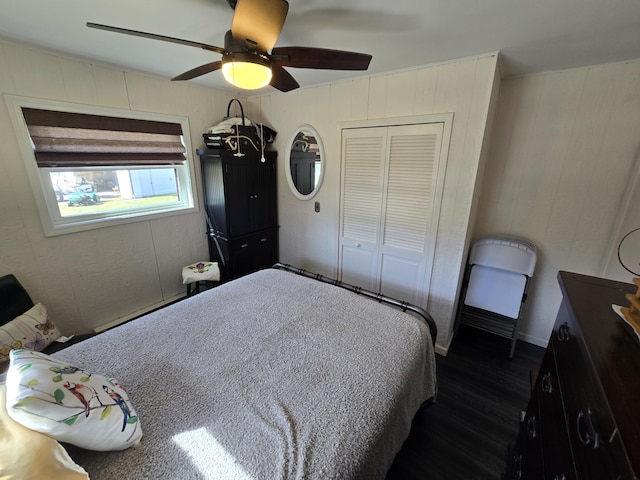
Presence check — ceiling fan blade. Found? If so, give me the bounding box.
[171,61,223,81]
[86,22,225,54]
[231,0,289,52]
[270,63,299,92]
[271,46,372,70]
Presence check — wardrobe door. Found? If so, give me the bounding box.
[248,152,277,232]
[339,123,445,307]
[224,157,253,237]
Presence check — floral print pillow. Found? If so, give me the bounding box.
[0,303,61,362]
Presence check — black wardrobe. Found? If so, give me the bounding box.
[197,148,278,281]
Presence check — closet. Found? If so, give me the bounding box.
[339,122,447,307]
[197,148,278,281]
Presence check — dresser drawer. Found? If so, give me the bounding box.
[536,345,576,480]
[552,303,628,479]
[229,229,277,254]
[224,229,279,279]
[507,273,640,480]
[509,394,543,480]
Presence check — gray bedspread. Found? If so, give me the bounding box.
[53,268,436,480]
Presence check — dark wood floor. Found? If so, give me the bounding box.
[386,326,545,480]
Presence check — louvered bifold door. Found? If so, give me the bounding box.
[339,123,445,307]
[379,123,444,306]
[339,127,387,291]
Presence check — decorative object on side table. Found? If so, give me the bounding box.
[620,277,640,339]
[182,261,220,296]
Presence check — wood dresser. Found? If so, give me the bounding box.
[507,271,640,479]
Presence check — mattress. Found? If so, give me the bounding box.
[51,268,436,479]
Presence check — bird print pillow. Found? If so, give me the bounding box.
[4,349,142,451]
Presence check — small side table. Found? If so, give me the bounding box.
[182,261,220,297]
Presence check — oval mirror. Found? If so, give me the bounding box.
[285,124,325,200]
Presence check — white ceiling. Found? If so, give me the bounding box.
[1,0,640,94]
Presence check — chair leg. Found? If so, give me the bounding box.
[509,335,517,359]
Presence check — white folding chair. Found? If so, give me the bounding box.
[455,235,537,358]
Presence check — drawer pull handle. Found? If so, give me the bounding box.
[241,243,249,248]
[513,454,523,479]
[541,372,553,394]
[260,237,268,242]
[527,416,537,439]
[553,475,567,480]
[557,322,570,342]
[577,409,599,449]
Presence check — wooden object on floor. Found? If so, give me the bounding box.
[506,272,640,480]
[621,277,640,333]
[529,368,538,394]
[198,148,279,282]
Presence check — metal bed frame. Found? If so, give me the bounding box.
[272,263,437,346]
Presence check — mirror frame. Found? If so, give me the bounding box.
[285,124,325,200]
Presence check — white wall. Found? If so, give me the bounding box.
[475,59,640,345]
[0,40,233,333]
[9,38,635,354]
[243,54,501,350]
[16,37,630,353]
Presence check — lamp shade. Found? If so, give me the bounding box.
[222,58,272,90]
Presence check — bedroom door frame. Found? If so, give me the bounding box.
[337,113,453,308]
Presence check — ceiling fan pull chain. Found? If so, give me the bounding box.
[260,122,266,163]
[232,73,245,157]
[259,100,266,163]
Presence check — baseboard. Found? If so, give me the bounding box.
[517,331,548,348]
[93,292,185,333]
[434,334,453,356]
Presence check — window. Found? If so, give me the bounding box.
[5,95,198,236]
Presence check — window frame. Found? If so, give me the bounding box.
[5,94,199,237]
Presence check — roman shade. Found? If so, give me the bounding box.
[21,108,186,168]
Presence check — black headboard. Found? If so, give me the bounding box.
[0,274,34,326]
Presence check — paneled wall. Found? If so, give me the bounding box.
[475,59,640,345]
[243,55,501,350]
[3,38,638,352]
[0,40,231,333]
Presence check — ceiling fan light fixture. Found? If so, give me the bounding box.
[222,53,272,90]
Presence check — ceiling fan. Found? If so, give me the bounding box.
[86,0,372,92]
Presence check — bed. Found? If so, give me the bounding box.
[1,264,437,480]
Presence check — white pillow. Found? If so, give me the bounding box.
[0,303,61,362]
[182,261,220,284]
[0,383,89,480]
[5,349,142,451]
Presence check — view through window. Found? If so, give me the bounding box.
[49,168,180,216]
[5,95,198,236]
